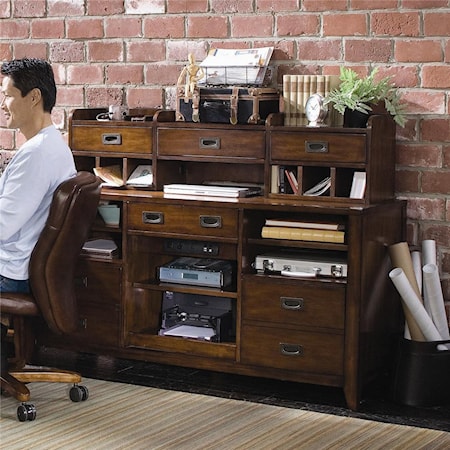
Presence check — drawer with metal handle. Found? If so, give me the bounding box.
[128,203,238,238]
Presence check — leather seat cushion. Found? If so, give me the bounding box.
[0,293,39,316]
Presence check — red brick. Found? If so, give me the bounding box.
[421,118,450,142]
[443,145,450,169]
[67,65,104,85]
[395,169,420,193]
[145,64,183,85]
[422,66,450,89]
[397,144,441,168]
[52,63,66,84]
[168,0,208,13]
[127,87,164,108]
[445,41,450,63]
[0,1,10,18]
[124,0,164,14]
[127,41,166,63]
[0,20,29,39]
[13,0,45,17]
[396,118,418,142]
[0,43,12,62]
[51,108,65,130]
[422,171,450,195]
[231,15,273,38]
[375,66,418,89]
[55,86,84,109]
[87,41,123,62]
[395,40,442,63]
[187,16,228,38]
[50,41,85,63]
[86,0,124,15]
[298,39,342,62]
[268,40,296,61]
[323,14,367,36]
[13,42,47,60]
[105,17,142,38]
[0,129,15,151]
[424,12,450,36]
[210,0,252,13]
[31,19,65,39]
[143,16,185,39]
[277,14,319,37]
[402,0,448,7]
[344,39,392,63]
[402,91,445,115]
[166,41,208,62]
[303,0,347,11]
[371,12,420,37]
[257,0,298,12]
[442,251,450,276]
[85,87,124,108]
[106,65,144,84]
[352,0,398,8]
[420,223,450,248]
[47,0,83,16]
[67,19,104,39]
[407,197,447,221]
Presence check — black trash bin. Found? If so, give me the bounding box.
[392,338,450,407]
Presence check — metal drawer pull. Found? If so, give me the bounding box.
[102,133,122,145]
[75,276,88,288]
[305,141,328,153]
[280,343,303,356]
[199,215,222,228]
[199,137,220,149]
[281,296,304,310]
[142,211,164,224]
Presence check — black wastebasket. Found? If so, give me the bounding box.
[392,338,450,407]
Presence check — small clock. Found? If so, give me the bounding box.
[305,93,328,127]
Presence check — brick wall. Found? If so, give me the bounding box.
[0,0,449,313]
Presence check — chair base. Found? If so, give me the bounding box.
[1,365,82,402]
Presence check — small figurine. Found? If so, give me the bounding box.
[177,53,205,102]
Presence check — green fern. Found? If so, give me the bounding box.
[325,67,406,127]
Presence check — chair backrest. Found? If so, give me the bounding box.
[29,172,101,335]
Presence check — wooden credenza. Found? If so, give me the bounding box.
[38,108,406,411]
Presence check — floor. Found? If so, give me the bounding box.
[33,346,450,433]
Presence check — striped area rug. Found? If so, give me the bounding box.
[1,378,449,450]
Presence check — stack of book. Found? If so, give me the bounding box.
[261,218,345,243]
[81,239,118,260]
[282,74,341,126]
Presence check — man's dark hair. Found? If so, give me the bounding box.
[1,58,57,113]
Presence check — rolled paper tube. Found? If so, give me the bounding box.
[423,264,450,343]
[422,239,437,266]
[389,243,425,341]
[389,268,444,345]
[411,251,422,296]
[389,242,421,299]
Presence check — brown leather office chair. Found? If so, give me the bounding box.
[0,171,101,421]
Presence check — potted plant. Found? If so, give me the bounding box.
[324,67,406,127]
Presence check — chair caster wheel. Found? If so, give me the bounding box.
[17,403,36,422]
[69,384,89,402]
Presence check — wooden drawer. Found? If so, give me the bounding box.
[270,131,366,163]
[242,276,345,330]
[75,261,122,305]
[73,302,121,347]
[128,203,239,238]
[157,127,265,159]
[241,325,344,375]
[71,124,152,154]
